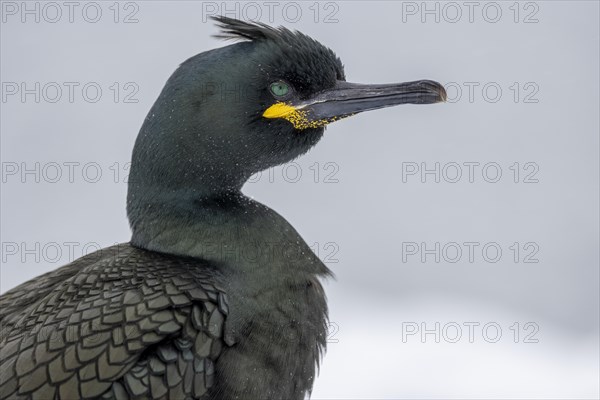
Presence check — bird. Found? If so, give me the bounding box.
[0,16,446,400]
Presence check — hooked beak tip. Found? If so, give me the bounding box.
[418,80,447,103]
[439,85,448,102]
[439,86,447,102]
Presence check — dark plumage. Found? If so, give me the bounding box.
[0,17,445,399]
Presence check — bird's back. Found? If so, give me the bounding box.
[0,243,229,399]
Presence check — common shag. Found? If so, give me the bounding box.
[0,17,446,399]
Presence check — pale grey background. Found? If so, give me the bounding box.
[1,1,599,398]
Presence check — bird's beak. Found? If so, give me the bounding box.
[263,80,446,130]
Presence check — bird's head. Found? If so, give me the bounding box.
[128,16,446,198]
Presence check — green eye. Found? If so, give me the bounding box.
[270,81,290,97]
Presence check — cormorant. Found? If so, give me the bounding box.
[0,17,446,400]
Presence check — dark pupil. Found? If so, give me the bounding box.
[273,83,287,96]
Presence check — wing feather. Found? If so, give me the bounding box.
[0,244,229,400]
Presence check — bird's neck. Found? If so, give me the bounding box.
[127,186,330,280]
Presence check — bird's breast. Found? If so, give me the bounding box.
[215,274,328,400]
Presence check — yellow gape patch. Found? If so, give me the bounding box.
[263,102,339,130]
